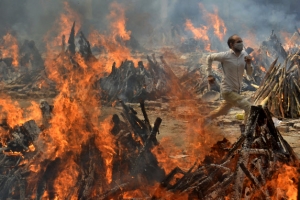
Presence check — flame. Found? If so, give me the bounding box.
[0,95,41,126]
[184,19,211,51]
[199,3,227,41]
[280,31,294,51]
[52,158,79,199]
[3,151,23,156]
[123,190,145,199]
[88,2,137,72]
[95,117,116,184]
[43,2,82,55]
[28,144,36,152]
[108,2,131,41]
[184,3,227,51]
[260,66,266,72]
[266,164,298,199]
[26,3,119,196]
[152,98,224,176]
[243,30,259,49]
[0,32,19,66]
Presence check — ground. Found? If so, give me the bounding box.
[15,91,300,168]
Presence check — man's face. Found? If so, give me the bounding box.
[230,35,243,49]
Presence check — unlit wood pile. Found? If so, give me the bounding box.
[152,105,299,199]
[254,52,300,118]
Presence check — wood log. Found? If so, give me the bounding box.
[233,106,262,199]
[239,163,271,199]
[253,57,278,100]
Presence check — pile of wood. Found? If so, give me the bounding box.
[0,102,298,198]
[254,51,300,118]
[0,39,49,98]
[0,100,165,199]
[152,105,299,199]
[252,31,288,72]
[100,54,186,103]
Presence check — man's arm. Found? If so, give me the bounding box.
[244,56,253,76]
[206,52,226,76]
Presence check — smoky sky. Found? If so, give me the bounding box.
[0,0,299,50]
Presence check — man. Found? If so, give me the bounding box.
[204,34,253,130]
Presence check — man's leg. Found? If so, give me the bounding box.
[206,100,233,122]
[235,98,252,124]
[222,91,252,124]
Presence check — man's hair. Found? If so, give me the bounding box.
[227,34,238,48]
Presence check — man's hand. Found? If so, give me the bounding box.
[244,56,252,64]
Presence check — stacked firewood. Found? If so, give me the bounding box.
[152,105,299,199]
[1,105,297,199]
[0,119,41,198]
[100,54,186,103]
[254,51,300,118]
[252,31,288,72]
[0,99,165,199]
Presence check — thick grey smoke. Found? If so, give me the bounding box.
[0,0,299,51]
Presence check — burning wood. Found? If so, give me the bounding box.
[152,105,299,199]
[0,99,166,199]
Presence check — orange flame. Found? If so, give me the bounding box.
[266,164,298,199]
[185,19,211,51]
[184,3,227,51]
[0,95,42,126]
[43,2,82,55]
[280,31,294,52]
[95,117,116,184]
[108,2,131,41]
[52,158,79,199]
[88,2,137,72]
[260,66,266,72]
[199,3,227,41]
[243,30,259,49]
[0,32,19,66]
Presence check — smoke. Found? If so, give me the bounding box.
[0,0,299,51]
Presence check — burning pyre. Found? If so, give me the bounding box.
[0,1,299,200]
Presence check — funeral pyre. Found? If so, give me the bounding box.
[0,2,300,200]
[0,29,298,200]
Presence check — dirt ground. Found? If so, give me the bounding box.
[14,92,300,166]
[108,92,300,160]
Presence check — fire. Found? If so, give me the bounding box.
[0,32,19,66]
[185,19,209,42]
[52,158,79,199]
[123,190,145,199]
[280,31,293,51]
[43,2,82,54]
[95,117,116,184]
[199,3,227,41]
[243,30,259,49]
[184,3,227,52]
[88,2,137,72]
[0,95,41,126]
[184,19,211,51]
[266,164,298,199]
[108,2,131,41]
[266,50,272,58]
[260,66,266,72]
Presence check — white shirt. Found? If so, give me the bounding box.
[206,49,253,93]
